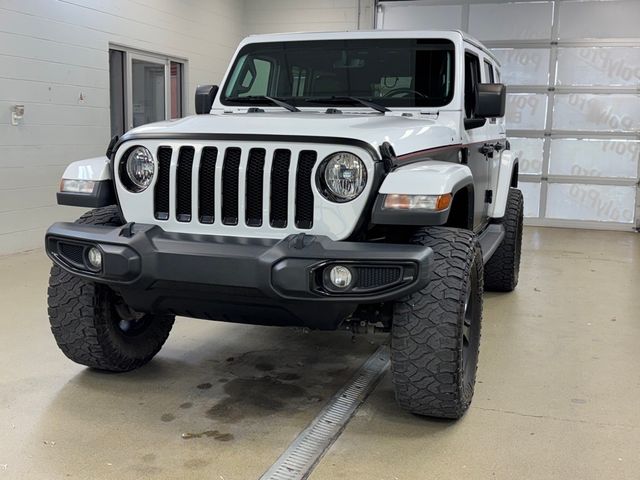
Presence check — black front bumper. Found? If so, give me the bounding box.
[45,223,433,329]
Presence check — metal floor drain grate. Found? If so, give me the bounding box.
[258,345,390,480]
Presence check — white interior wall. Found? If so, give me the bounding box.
[243,0,375,36]
[0,0,246,255]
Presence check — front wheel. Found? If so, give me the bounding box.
[47,206,174,372]
[391,227,483,419]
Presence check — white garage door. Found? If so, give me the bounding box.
[376,0,640,231]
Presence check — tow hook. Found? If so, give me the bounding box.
[342,319,388,335]
[342,304,392,335]
[119,222,136,238]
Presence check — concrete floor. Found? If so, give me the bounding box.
[0,226,638,480]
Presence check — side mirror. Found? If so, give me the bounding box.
[476,83,506,118]
[195,85,218,115]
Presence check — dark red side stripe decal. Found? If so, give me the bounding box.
[396,143,463,163]
[395,138,505,164]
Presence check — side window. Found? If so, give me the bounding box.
[495,68,501,82]
[483,60,495,83]
[464,52,481,119]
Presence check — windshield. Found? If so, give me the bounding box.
[221,39,455,109]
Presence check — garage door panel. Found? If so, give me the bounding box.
[492,48,550,86]
[553,94,640,132]
[506,94,548,130]
[549,139,640,179]
[546,183,636,223]
[519,181,541,218]
[469,2,553,41]
[556,47,640,87]
[510,137,544,175]
[558,0,640,39]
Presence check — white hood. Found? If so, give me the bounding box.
[127,111,460,157]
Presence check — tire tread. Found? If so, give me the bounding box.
[391,227,483,419]
[484,188,524,292]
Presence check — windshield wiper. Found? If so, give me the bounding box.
[304,96,390,114]
[225,95,300,112]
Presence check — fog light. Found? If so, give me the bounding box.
[87,247,102,270]
[329,265,352,289]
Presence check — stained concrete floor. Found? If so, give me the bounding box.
[0,226,638,480]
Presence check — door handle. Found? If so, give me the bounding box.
[479,143,495,155]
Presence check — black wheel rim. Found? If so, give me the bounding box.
[462,264,481,387]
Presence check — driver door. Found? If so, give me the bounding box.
[462,49,492,231]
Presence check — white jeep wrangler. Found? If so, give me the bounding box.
[46,30,522,419]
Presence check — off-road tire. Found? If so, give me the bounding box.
[484,188,523,292]
[47,206,175,372]
[391,227,483,419]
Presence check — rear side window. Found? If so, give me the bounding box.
[483,60,495,83]
[464,52,481,119]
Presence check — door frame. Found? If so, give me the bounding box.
[126,51,169,130]
[110,44,188,131]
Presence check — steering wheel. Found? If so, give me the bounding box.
[382,88,428,99]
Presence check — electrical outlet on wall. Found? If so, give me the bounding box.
[11,105,24,126]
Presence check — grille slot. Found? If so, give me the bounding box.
[154,147,172,220]
[59,242,85,266]
[221,147,241,225]
[354,266,402,289]
[295,150,317,229]
[175,146,194,222]
[270,149,291,228]
[198,147,217,224]
[245,148,266,227]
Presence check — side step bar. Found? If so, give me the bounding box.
[478,223,505,264]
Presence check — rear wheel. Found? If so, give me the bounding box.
[391,227,483,419]
[484,188,524,292]
[47,206,175,372]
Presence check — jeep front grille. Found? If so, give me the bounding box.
[115,139,374,241]
[152,145,317,230]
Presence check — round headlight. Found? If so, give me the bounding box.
[124,146,154,192]
[319,152,367,202]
